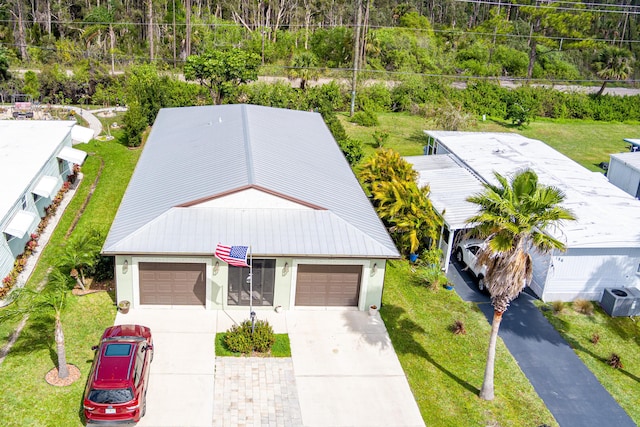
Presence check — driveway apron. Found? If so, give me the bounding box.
[287,310,425,427]
[115,309,217,427]
[449,262,635,427]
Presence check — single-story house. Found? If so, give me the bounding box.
[607,151,640,198]
[408,130,640,302]
[1,120,88,282]
[102,105,399,311]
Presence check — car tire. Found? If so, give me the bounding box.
[455,248,464,263]
[478,276,486,293]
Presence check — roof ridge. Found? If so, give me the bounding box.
[241,104,255,184]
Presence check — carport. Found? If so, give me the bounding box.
[404,153,484,272]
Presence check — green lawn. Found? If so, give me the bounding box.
[341,112,638,172]
[537,301,640,424]
[382,260,557,426]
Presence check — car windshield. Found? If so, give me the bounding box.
[88,388,134,404]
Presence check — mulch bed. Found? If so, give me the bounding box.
[45,364,81,386]
[72,280,113,296]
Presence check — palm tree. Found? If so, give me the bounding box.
[287,51,322,90]
[592,46,634,97]
[0,268,75,380]
[466,168,575,400]
[55,231,102,291]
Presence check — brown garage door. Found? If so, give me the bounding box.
[295,264,361,306]
[139,262,206,305]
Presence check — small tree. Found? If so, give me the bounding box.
[287,51,322,90]
[592,46,634,97]
[184,49,260,104]
[55,231,103,291]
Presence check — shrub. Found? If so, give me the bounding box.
[224,319,276,354]
[451,320,467,335]
[552,301,565,314]
[607,353,623,369]
[590,333,600,345]
[372,130,389,148]
[573,299,594,315]
[350,110,379,127]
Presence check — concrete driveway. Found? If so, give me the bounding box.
[113,308,424,427]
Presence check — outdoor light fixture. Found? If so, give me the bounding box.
[122,259,129,274]
[372,263,378,275]
[213,261,220,275]
[283,262,290,275]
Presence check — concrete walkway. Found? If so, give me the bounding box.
[448,261,636,427]
[114,308,424,427]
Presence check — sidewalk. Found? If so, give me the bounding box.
[448,262,635,427]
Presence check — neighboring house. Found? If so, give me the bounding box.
[607,152,640,198]
[0,121,88,282]
[408,131,640,302]
[102,105,399,311]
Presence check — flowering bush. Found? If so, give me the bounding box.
[30,232,39,240]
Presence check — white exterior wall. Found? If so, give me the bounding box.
[607,156,640,198]
[540,248,640,302]
[115,255,383,311]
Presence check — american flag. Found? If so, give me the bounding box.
[215,244,249,267]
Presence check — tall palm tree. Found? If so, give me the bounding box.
[466,168,576,400]
[593,46,634,97]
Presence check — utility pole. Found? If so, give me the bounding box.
[350,0,362,117]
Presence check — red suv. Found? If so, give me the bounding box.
[83,324,154,424]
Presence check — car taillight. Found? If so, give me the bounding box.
[125,404,139,411]
[83,405,95,411]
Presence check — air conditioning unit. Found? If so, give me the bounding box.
[600,287,640,317]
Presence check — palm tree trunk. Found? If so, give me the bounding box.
[55,314,69,379]
[597,81,607,97]
[479,309,504,400]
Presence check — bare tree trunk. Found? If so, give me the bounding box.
[148,0,154,61]
[55,314,69,379]
[479,310,503,400]
[185,0,191,57]
[12,0,29,61]
[45,0,52,34]
[110,23,116,74]
[597,81,607,97]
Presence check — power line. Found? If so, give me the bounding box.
[455,0,640,15]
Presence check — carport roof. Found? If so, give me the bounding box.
[404,154,484,230]
[424,131,640,249]
[103,105,399,258]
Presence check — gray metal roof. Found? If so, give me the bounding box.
[404,154,484,230]
[103,105,399,258]
[424,131,640,249]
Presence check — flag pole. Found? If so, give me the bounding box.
[249,245,256,333]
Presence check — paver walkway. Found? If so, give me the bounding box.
[213,358,302,427]
[449,262,636,427]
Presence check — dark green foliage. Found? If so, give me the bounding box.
[224,319,276,354]
[93,255,114,282]
[505,90,538,127]
[122,102,148,147]
[322,110,364,165]
[351,109,379,127]
[357,83,392,112]
[0,47,10,80]
[309,27,353,68]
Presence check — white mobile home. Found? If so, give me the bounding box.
[409,131,640,302]
[0,121,88,282]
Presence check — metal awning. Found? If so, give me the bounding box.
[57,146,87,165]
[32,175,59,198]
[71,125,94,144]
[4,210,39,239]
